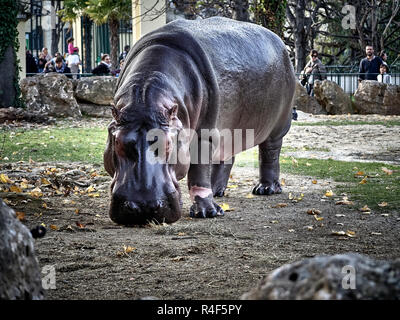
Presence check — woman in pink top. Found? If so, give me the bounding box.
[67,37,76,55]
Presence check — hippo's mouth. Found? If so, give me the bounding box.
[109,191,182,225]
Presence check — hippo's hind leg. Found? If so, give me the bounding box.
[211,157,235,197]
[253,119,291,195]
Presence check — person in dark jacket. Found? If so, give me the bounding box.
[358,45,383,82]
[26,50,38,74]
[48,56,72,78]
[92,54,111,76]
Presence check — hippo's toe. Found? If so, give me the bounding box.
[190,196,224,219]
[252,181,282,195]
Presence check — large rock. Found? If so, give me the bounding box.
[74,76,117,105]
[241,253,400,300]
[313,80,353,114]
[0,199,44,300]
[354,80,400,115]
[20,73,81,118]
[293,81,326,114]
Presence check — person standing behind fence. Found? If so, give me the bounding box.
[66,47,81,79]
[92,54,111,76]
[302,49,327,96]
[358,45,383,82]
[377,64,392,84]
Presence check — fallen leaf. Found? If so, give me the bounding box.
[312,179,318,184]
[41,177,51,185]
[306,226,314,231]
[270,220,279,224]
[272,203,288,208]
[359,205,371,212]
[245,194,255,199]
[307,208,322,215]
[314,215,324,221]
[30,187,43,198]
[331,230,346,236]
[280,178,286,186]
[288,229,295,233]
[288,192,294,200]
[88,192,100,198]
[9,185,22,193]
[220,203,233,211]
[227,184,238,189]
[381,213,389,217]
[124,245,136,254]
[306,162,312,167]
[354,171,365,176]
[0,174,13,184]
[171,256,185,262]
[178,232,186,236]
[381,167,393,175]
[378,202,388,207]
[16,211,25,221]
[371,232,382,236]
[42,203,48,209]
[49,225,58,231]
[75,222,85,229]
[325,190,334,197]
[86,185,96,193]
[359,177,368,184]
[335,214,346,217]
[346,230,356,237]
[291,157,298,166]
[75,208,80,214]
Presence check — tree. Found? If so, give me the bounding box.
[0,0,23,108]
[85,0,132,70]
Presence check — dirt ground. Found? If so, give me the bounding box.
[1,113,400,300]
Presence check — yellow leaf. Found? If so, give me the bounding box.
[177,232,186,236]
[0,174,13,184]
[306,162,312,167]
[220,203,232,211]
[359,205,371,212]
[312,179,318,184]
[30,187,43,198]
[42,203,48,209]
[49,224,58,230]
[280,178,286,186]
[41,177,51,185]
[288,192,294,200]
[346,230,356,237]
[325,190,334,197]
[314,215,324,221]
[20,182,29,189]
[378,202,388,207]
[10,185,22,193]
[124,245,136,254]
[270,220,279,224]
[88,192,100,198]
[86,185,96,193]
[354,171,365,176]
[359,177,368,184]
[331,230,346,236]
[245,193,255,199]
[227,184,238,189]
[75,208,80,214]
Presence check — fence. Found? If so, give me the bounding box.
[295,73,400,94]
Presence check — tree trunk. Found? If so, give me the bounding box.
[83,16,93,73]
[0,46,16,108]
[108,18,120,71]
[50,1,58,56]
[294,0,307,73]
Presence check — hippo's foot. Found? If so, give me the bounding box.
[252,180,282,195]
[212,185,227,197]
[190,195,224,218]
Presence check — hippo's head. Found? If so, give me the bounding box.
[104,73,190,225]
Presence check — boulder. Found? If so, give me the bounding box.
[241,253,400,300]
[20,73,81,118]
[74,76,117,106]
[354,80,400,115]
[292,81,326,115]
[313,80,353,114]
[79,103,112,118]
[0,199,44,299]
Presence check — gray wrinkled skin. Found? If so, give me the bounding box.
[0,199,44,300]
[241,253,400,300]
[104,17,296,225]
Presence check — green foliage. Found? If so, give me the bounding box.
[250,0,287,36]
[0,0,23,108]
[85,0,132,25]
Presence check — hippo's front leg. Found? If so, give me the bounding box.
[188,139,224,218]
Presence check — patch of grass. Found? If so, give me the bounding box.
[281,156,400,211]
[293,120,400,127]
[0,127,107,164]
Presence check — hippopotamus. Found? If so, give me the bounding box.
[104,17,296,225]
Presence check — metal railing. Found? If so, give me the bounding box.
[296,73,400,94]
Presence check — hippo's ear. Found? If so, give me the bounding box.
[111,105,121,122]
